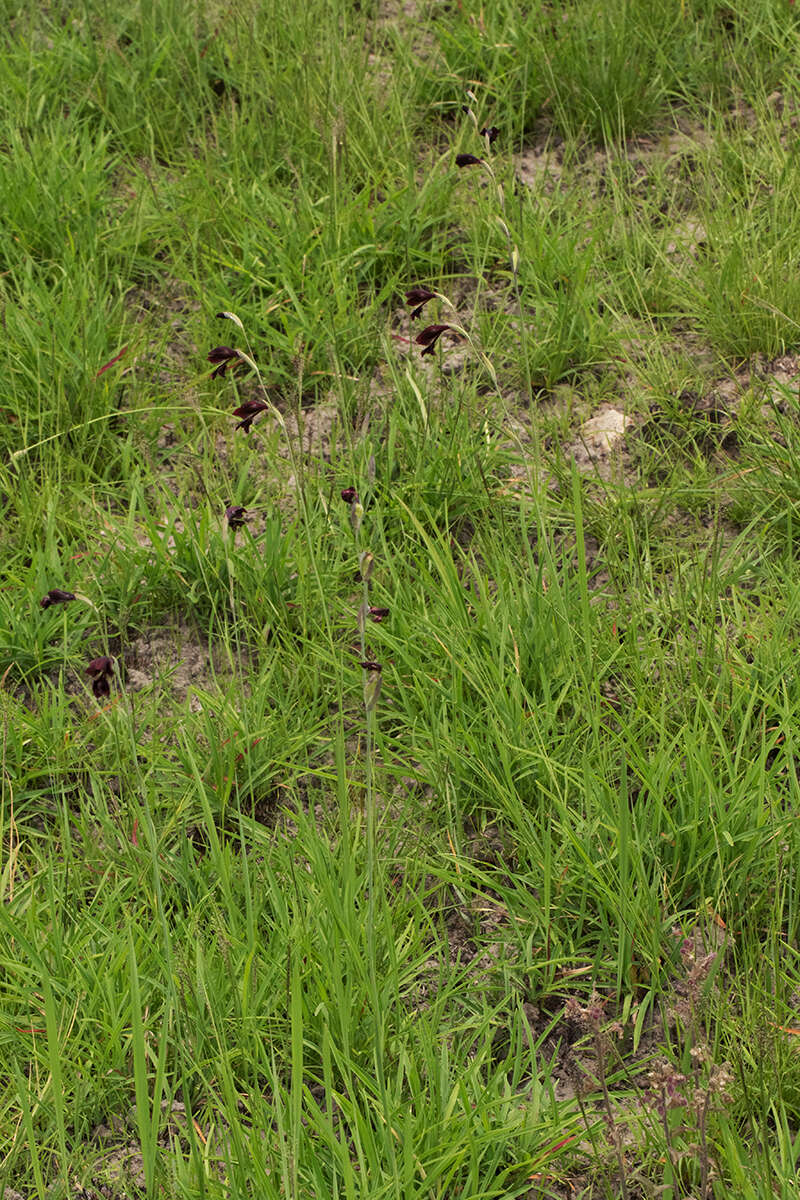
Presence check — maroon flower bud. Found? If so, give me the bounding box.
[86,656,114,699]
[415,324,452,357]
[232,398,268,432]
[225,504,247,529]
[368,607,390,623]
[455,153,482,167]
[359,661,382,672]
[40,588,76,609]
[340,487,359,503]
[207,346,242,380]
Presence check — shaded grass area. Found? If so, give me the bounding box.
[4,0,800,1197]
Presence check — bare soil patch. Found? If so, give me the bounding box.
[125,619,227,711]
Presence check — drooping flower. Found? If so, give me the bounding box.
[415,323,452,357]
[480,126,499,143]
[86,656,114,699]
[40,588,76,609]
[340,487,359,504]
[455,153,482,168]
[225,504,248,529]
[368,607,390,623]
[207,346,242,380]
[405,286,436,321]
[232,398,268,432]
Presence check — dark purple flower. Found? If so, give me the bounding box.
[455,153,482,168]
[225,504,248,529]
[341,487,359,503]
[232,398,268,432]
[359,660,382,672]
[416,324,452,357]
[405,286,436,321]
[405,286,435,306]
[480,126,499,143]
[207,346,242,380]
[40,588,76,610]
[369,607,390,623]
[86,656,114,699]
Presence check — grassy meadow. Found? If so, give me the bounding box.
[4,0,800,1196]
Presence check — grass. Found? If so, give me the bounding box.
[4,0,800,1197]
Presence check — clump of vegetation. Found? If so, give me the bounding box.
[4,1,800,1198]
